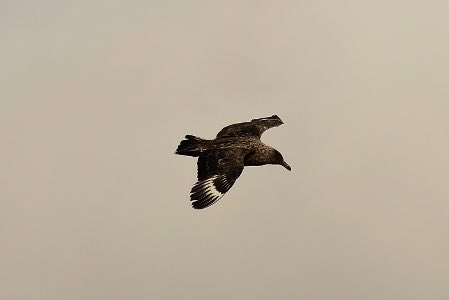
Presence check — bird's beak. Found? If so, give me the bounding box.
[281,160,291,171]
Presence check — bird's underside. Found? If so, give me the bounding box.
[176,115,290,209]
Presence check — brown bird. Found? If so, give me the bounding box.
[175,115,291,209]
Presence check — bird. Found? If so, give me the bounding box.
[175,115,291,209]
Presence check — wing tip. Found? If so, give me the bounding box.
[251,115,283,124]
[191,196,220,209]
[190,176,225,209]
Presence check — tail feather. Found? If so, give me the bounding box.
[175,135,205,157]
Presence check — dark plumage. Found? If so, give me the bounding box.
[175,115,291,209]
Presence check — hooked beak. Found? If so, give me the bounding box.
[281,160,291,171]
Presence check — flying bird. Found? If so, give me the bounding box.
[175,115,291,209]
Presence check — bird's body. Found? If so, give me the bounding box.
[175,115,291,209]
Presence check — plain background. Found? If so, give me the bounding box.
[1,1,448,299]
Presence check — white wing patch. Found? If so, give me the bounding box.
[190,175,231,209]
[199,176,223,198]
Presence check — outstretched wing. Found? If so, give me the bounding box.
[190,148,246,209]
[216,115,284,139]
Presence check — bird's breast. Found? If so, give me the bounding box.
[244,149,271,166]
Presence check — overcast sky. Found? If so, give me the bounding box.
[1,1,449,299]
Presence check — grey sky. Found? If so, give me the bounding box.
[1,1,449,299]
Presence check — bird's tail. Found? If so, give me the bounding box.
[175,135,205,157]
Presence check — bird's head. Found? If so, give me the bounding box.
[272,150,291,171]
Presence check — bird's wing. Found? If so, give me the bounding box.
[216,115,284,139]
[190,148,246,209]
